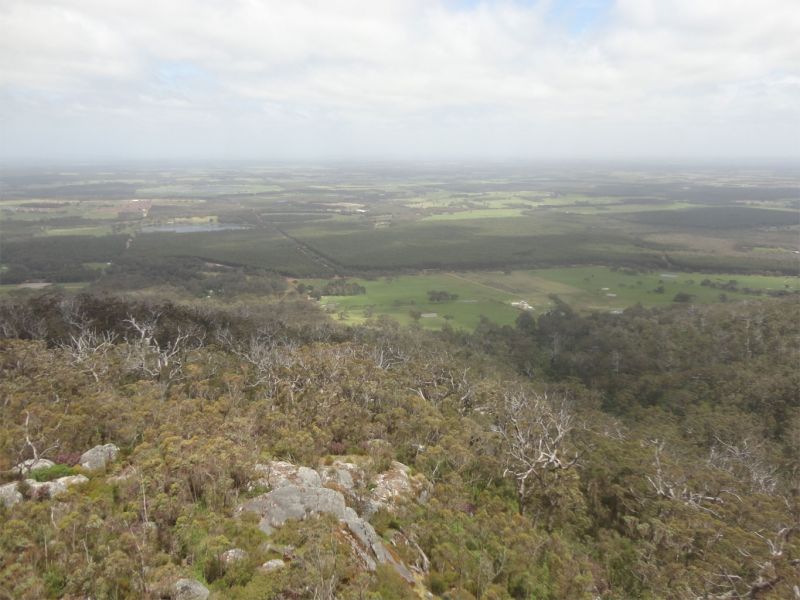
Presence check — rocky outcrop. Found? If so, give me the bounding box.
[237,483,413,583]
[11,458,55,475]
[367,461,430,515]
[253,460,322,489]
[1,475,89,506]
[221,548,247,566]
[260,559,286,572]
[238,457,431,584]
[26,475,89,499]
[318,460,362,491]
[0,482,23,507]
[173,578,209,600]
[79,444,119,470]
[239,485,349,534]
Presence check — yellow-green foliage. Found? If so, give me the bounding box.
[0,294,798,599]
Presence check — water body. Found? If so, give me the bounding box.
[141,223,249,233]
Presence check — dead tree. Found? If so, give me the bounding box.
[222,330,299,396]
[708,435,778,495]
[646,439,724,513]
[699,526,799,599]
[493,390,578,514]
[123,314,198,383]
[60,329,117,382]
[12,411,61,472]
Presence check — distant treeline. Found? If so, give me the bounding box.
[0,235,127,284]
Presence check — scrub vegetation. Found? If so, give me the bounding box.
[0,164,798,599]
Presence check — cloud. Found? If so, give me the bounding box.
[1,0,798,160]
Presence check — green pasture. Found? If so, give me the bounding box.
[315,274,521,330]
[304,267,799,330]
[479,267,798,311]
[39,225,112,237]
[421,208,528,221]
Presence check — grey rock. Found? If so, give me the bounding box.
[342,515,413,582]
[12,458,54,475]
[318,461,361,490]
[80,444,119,470]
[237,484,414,583]
[239,484,348,534]
[0,482,22,507]
[390,530,430,573]
[260,559,286,572]
[367,461,430,516]
[25,474,88,498]
[221,548,247,565]
[253,460,321,489]
[173,578,209,600]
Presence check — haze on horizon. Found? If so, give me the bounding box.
[1,0,799,163]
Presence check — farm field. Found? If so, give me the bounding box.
[463,267,798,311]
[305,266,799,330]
[314,274,521,330]
[1,164,797,329]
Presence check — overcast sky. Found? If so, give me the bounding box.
[1,0,798,162]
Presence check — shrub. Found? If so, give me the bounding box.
[28,464,77,482]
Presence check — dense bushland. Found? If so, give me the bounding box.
[0,292,797,599]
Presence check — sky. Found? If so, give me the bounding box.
[1,0,798,162]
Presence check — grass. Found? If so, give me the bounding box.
[453,267,799,313]
[314,274,521,330]
[40,225,112,237]
[84,262,112,271]
[301,267,800,330]
[421,208,528,221]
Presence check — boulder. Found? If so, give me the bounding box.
[0,482,22,507]
[317,461,362,491]
[368,461,429,515]
[221,548,247,565]
[239,484,351,534]
[173,578,209,600]
[25,475,88,499]
[253,460,321,489]
[79,444,119,470]
[260,559,286,572]
[12,458,54,475]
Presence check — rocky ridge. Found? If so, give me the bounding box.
[236,458,431,584]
